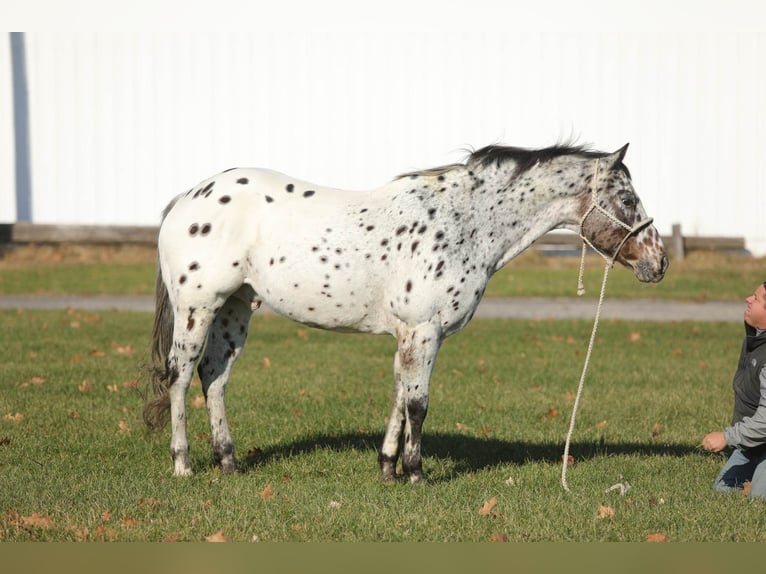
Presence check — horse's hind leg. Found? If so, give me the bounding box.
[197,295,252,472]
[167,307,217,476]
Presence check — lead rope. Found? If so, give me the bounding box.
[561,159,653,492]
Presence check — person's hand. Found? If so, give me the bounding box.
[702,431,727,452]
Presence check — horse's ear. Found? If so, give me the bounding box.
[604,143,629,169]
[616,143,629,162]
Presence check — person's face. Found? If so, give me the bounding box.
[744,284,766,329]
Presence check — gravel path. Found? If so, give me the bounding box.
[0,294,744,322]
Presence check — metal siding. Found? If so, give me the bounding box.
[9,31,766,253]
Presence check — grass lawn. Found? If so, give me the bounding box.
[1,244,764,300]
[2,308,765,542]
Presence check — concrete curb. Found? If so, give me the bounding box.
[0,294,744,322]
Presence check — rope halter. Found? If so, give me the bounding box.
[576,159,654,295]
[561,158,655,492]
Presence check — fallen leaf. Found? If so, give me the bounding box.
[29,376,45,385]
[89,350,106,357]
[596,420,608,429]
[107,384,119,393]
[139,497,159,508]
[296,329,309,341]
[561,391,575,400]
[3,413,24,423]
[652,422,663,438]
[489,532,508,542]
[163,532,180,542]
[743,481,752,495]
[563,454,575,466]
[101,510,112,522]
[70,321,81,329]
[627,331,641,342]
[328,500,341,509]
[71,526,90,541]
[71,354,84,363]
[191,395,206,409]
[452,369,464,377]
[71,411,80,419]
[262,357,272,368]
[21,513,54,529]
[645,531,670,542]
[205,529,230,542]
[455,422,469,431]
[78,380,93,393]
[671,348,682,357]
[122,379,138,389]
[258,484,274,499]
[479,497,498,516]
[597,505,615,520]
[545,408,559,418]
[118,421,130,433]
[111,343,135,355]
[202,499,213,508]
[477,425,492,437]
[122,516,140,527]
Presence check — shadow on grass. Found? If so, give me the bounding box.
[237,431,699,479]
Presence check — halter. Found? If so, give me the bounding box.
[561,158,654,492]
[575,159,654,295]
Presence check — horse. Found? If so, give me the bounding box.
[143,143,668,481]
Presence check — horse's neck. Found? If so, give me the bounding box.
[459,161,585,273]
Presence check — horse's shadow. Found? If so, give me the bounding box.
[234,431,699,480]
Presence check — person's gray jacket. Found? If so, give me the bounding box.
[724,325,766,451]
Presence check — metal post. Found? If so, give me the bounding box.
[10,32,32,222]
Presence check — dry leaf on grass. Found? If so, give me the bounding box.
[78,380,93,393]
[205,529,230,542]
[597,505,615,520]
[3,413,24,423]
[478,497,498,516]
[191,395,206,409]
[652,422,663,438]
[489,532,508,542]
[258,484,274,499]
[627,331,641,342]
[545,408,560,418]
[21,512,55,529]
[111,342,135,355]
[645,531,670,542]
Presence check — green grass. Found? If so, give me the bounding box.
[1,246,764,300]
[2,308,764,542]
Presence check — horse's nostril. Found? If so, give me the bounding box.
[661,254,669,275]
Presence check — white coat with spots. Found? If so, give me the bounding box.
[143,144,668,481]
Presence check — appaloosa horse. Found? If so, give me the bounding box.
[143,143,668,481]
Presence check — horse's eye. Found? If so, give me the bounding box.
[621,194,637,208]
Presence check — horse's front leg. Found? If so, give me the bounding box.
[379,352,405,481]
[380,322,442,483]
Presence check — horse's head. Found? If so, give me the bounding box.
[579,145,668,283]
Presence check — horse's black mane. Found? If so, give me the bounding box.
[468,144,630,179]
[397,143,629,181]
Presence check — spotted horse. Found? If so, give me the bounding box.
[143,143,668,481]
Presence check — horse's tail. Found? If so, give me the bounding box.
[142,199,180,431]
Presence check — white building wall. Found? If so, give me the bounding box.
[5,23,766,252]
[0,37,15,222]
